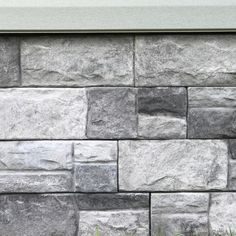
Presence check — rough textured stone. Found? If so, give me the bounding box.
[119,140,228,191]
[136,35,236,86]
[0,89,87,139]
[0,194,77,236]
[21,36,133,86]
[209,193,236,234]
[87,88,137,139]
[0,37,20,87]
[188,87,236,138]
[0,141,72,170]
[138,87,187,138]
[151,193,209,236]
[229,160,236,190]
[78,210,149,236]
[229,140,236,159]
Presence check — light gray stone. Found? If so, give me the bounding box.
[0,141,72,170]
[0,171,72,192]
[0,194,77,236]
[229,159,236,190]
[138,87,187,138]
[0,37,20,87]
[78,210,149,236]
[87,88,137,139]
[188,87,236,138]
[21,36,133,86]
[151,193,209,236]
[119,140,228,191]
[209,193,236,235]
[0,89,87,139]
[136,35,236,86]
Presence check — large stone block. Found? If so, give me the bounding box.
[0,37,20,87]
[209,193,236,235]
[0,89,87,139]
[136,35,236,86]
[151,193,209,236]
[87,88,137,139]
[188,87,236,138]
[119,140,228,191]
[21,36,133,86]
[138,87,187,138]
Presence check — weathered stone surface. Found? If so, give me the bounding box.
[78,210,149,236]
[229,160,236,190]
[87,88,137,139]
[0,141,72,170]
[151,193,209,236]
[0,194,77,236]
[188,87,236,138]
[136,35,236,86]
[209,193,236,234]
[21,36,133,86]
[75,193,149,210]
[75,164,117,192]
[0,37,20,87]
[138,87,187,138]
[0,172,72,192]
[119,140,228,191]
[229,140,236,159]
[0,89,87,139]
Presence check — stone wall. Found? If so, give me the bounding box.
[0,34,236,235]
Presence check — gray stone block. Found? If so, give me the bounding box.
[0,89,87,139]
[0,37,20,87]
[188,87,236,138]
[21,36,133,87]
[229,140,236,159]
[229,160,236,190]
[136,35,236,86]
[151,193,209,236]
[138,87,187,138]
[209,193,236,235]
[119,140,228,191]
[87,88,137,139]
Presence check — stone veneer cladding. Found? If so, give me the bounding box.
[0,35,236,235]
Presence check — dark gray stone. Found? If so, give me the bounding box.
[87,88,137,139]
[229,160,236,190]
[75,164,117,192]
[229,140,236,159]
[0,37,20,87]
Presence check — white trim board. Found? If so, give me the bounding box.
[0,0,236,33]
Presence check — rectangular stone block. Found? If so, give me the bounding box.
[151,193,209,236]
[229,159,236,190]
[229,140,236,159]
[0,37,20,87]
[86,88,137,139]
[188,87,236,138]
[0,88,87,139]
[138,87,187,138]
[209,193,236,235]
[119,140,228,191]
[21,36,133,86]
[136,35,236,86]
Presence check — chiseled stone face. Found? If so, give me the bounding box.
[188,87,236,138]
[119,140,228,191]
[21,36,133,86]
[138,87,187,138]
[0,37,20,87]
[0,88,87,139]
[151,193,209,236]
[87,88,137,139]
[136,35,236,86]
[209,193,236,235]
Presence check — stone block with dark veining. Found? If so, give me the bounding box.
[138,87,187,138]
[0,88,87,139]
[209,193,236,234]
[21,36,133,86]
[151,193,209,236]
[136,35,236,86]
[0,194,77,236]
[87,88,137,139]
[188,87,236,138]
[119,140,228,191]
[0,37,20,87]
